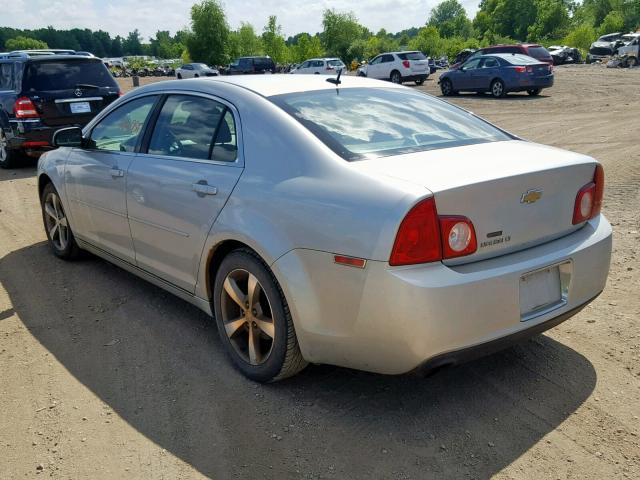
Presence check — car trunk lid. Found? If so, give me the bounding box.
[350,140,598,265]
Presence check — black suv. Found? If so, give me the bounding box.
[0,51,120,168]
[224,56,276,75]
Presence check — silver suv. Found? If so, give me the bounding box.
[357,51,430,85]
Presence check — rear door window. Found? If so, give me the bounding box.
[147,94,236,162]
[481,57,500,68]
[23,60,118,91]
[0,63,13,90]
[526,46,550,59]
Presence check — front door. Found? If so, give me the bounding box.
[65,94,158,263]
[126,93,244,292]
[456,57,482,90]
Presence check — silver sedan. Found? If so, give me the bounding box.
[37,75,612,382]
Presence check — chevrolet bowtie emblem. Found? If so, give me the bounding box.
[521,189,543,204]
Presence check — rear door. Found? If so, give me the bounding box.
[65,94,159,262]
[398,52,429,76]
[23,58,120,127]
[126,93,244,292]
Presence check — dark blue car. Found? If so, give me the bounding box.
[439,54,554,98]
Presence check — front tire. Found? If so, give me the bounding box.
[177,73,182,79]
[440,78,454,96]
[491,79,506,98]
[390,70,402,84]
[415,79,424,86]
[41,183,81,259]
[0,130,22,169]
[213,249,307,382]
[527,88,541,96]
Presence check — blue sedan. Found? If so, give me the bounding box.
[439,54,554,98]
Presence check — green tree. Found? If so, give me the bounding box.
[187,0,230,66]
[262,15,288,63]
[598,10,625,35]
[321,9,364,63]
[474,0,538,40]
[408,26,445,56]
[123,29,143,55]
[291,33,324,62]
[428,0,473,38]
[528,0,570,40]
[5,36,48,50]
[563,23,597,52]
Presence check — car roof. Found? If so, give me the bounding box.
[1,54,102,63]
[141,75,405,98]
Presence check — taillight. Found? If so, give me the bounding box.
[390,198,441,266]
[390,198,477,266]
[439,216,477,259]
[402,60,410,68]
[14,96,39,118]
[118,91,124,96]
[572,164,604,224]
[514,66,526,73]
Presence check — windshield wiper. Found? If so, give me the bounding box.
[75,83,101,90]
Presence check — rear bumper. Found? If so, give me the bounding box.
[7,119,84,155]
[511,75,554,91]
[401,73,429,83]
[273,215,612,374]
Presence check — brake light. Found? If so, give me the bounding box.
[14,96,39,119]
[572,164,604,224]
[390,198,477,266]
[514,66,526,73]
[402,60,410,68]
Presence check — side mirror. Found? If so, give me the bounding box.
[53,127,84,148]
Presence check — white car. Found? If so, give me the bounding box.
[357,51,430,85]
[291,58,346,75]
[176,63,219,79]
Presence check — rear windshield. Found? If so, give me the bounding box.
[526,46,550,59]
[502,54,542,64]
[327,59,344,67]
[270,88,511,161]
[23,60,118,91]
[397,52,427,60]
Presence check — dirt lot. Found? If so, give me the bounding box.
[1,65,639,479]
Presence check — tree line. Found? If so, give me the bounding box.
[2,0,639,65]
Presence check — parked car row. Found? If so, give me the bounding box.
[587,31,639,67]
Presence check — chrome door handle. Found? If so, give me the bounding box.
[192,182,218,196]
[110,167,125,178]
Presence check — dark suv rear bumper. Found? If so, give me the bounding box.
[6,120,74,155]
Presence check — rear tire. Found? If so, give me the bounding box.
[213,249,307,382]
[390,70,402,84]
[490,79,506,98]
[41,183,81,260]
[415,79,424,86]
[0,130,27,169]
[527,88,541,96]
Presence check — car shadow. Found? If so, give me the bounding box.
[441,92,551,101]
[0,162,37,182]
[0,242,597,479]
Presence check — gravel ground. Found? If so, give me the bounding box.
[0,65,638,479]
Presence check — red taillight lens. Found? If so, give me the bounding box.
[14,96,39,118]
[439,216,478,259]
[514,66,526,73]
[390,198,478,266]
[390,197,441,266]
[402,60,410,68]
[118,91,124,96]
[572,164,605,224]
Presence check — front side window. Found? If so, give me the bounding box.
[370,56,382,65]
[89,95,157,152]
[271,87,511,161]
[148,94,237,162]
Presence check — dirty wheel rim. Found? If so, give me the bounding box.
[442,80,451,95]
[391,72,401,83]
[221,269,275,366]
[492,81,503,97]
[44,192,69,251]
[0,131,7,162]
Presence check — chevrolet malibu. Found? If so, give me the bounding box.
[37,76,612,382]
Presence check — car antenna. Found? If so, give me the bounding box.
[326,68,342,86]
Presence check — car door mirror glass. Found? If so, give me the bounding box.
[53,127,84,148]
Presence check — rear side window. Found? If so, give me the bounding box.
[271,88,511,161]
[23,60,118,91]
[526,46,550,59]
[397,52,427,60]
[327,59,344,67]
[0,63,13,90]
[148,94,237,162]
[89,96,157,152]
[503,54,542,65]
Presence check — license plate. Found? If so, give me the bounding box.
[519,266,562,320]
[70,102,91,114]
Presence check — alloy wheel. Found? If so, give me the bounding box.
[43,192,70,251]
[492,80,504,97]
[441,80,452,95]
[0,130,8,163]
[220,269,275,365]
[391,71,401,84]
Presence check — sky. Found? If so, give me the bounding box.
[0,0,481,40]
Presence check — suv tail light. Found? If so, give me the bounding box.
[572,164,604,224]
[14,96,39,119]
[389,198,477,266]
[402,60,411,68]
